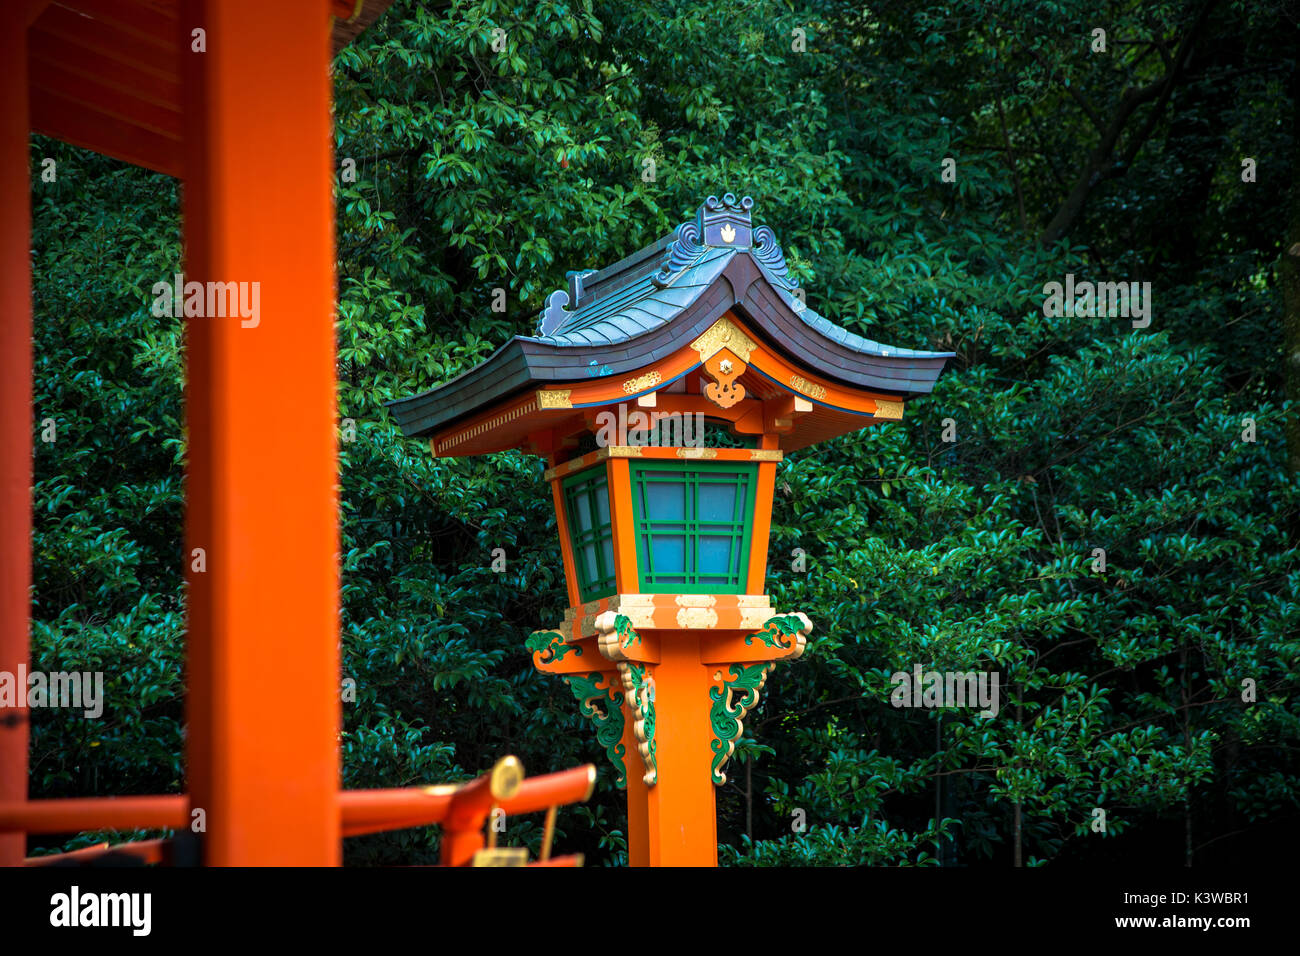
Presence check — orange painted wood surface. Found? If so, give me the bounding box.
[746,460,777,592]
[607,457,640,594]
[637,635,719,866]
[179,0,340,865]
[548,467,584,608]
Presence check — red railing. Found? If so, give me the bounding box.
[2,757,595,867]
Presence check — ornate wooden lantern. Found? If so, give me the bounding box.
[389,194,953,866]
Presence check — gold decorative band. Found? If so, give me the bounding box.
[789,374,826,400]
[690,317,757,363]
[536,389,573,409]
[676,607,719,628]
[873,399,904,420]
[622,371,662,394]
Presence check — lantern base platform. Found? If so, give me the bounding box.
[556,592,779,640]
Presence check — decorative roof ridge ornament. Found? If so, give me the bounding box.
[537,288,573,336]
[536,270,598,336]
[652,193,798,292]
[752,224,799,293]
[650,218,706,288]
[699,193,753,248]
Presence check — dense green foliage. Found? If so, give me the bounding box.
[29,0,1298,866]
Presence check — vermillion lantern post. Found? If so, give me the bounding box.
[390,194,953,866]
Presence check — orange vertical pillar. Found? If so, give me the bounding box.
[0,11,32,868]
[179,0,340,864]
[622,714,651,866]
[632,638,718,867]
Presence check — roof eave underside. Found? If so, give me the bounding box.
[26,0,398,179]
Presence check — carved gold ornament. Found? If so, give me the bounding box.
[537,389,573,409]
[622,371,662,394]
[618,661,658,786]
[789,375,826,400]
[594,610,638,662]
[744,612,812,660]
[676,607,719,628]
[873,399,904,420]
[690,317,756,363]
[594,614,657,786]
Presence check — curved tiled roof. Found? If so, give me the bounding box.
[388,194,954,438]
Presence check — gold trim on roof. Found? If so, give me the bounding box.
[622,371,662,394]
[789,375,826,400]
[690,317,756,363]
[873,399,904,420]
[537,389,573,409]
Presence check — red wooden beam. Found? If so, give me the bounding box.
[67,0,178,50]
[179,0,340,865]
[29,87,182,178]
[26,0,56,26]
[31,5,177,82]
[337,787,455,838]
[0,13,32,869]
[28,30,182,111]
[31,59,182,141]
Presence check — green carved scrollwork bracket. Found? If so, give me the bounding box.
[593,613,657,786]
[525,629,581,665]
[562,671,627,789]
[596,612,641,661]
[709,662,774,786]
[745,613,811,658]
[617,660,658,786]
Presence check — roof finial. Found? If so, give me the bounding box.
[698,193,754,248]
[537,289,571,336]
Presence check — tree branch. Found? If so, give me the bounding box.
[1039,0,1221,246]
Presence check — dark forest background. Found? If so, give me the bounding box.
[27,0,1300,865]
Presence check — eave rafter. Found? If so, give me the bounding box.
[28,2,182,176]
